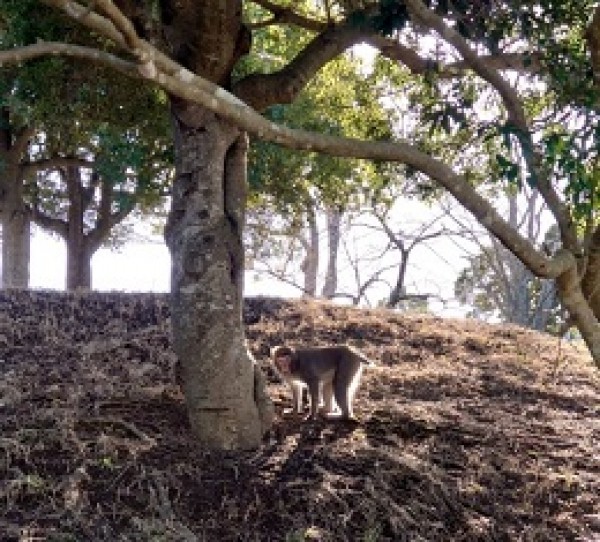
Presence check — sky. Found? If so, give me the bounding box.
[27,196,474,318]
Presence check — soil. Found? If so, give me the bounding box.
[0,290,598,542]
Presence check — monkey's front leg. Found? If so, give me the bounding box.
[307,380,322,420]
[291,382,304,414]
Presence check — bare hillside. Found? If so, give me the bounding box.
[0,291,598,541]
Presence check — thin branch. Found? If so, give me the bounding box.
[31,207,68,238]
[93,0,140,49]
[21,156,95,177]
[367,34,541,77]
[253,264,314,297]
[0,41,139,78]
[404,0,527,129]
[42,0,127,47]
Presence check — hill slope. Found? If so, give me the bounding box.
[0,291,598,541]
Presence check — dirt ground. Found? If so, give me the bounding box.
[0,290,598,542]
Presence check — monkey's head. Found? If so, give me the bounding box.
[270,345,295,376]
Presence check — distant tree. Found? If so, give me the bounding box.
[454,190,561,332]
[246,49,395,299]
[0,3,171,289]
[27,125,172,289]
[247,195,344,298]
[330,201,456,308]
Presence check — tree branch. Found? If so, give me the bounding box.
[1,14,574,281]
[31,207,68,238]
[233,20,368,110]
[367,34,541,77]
[0,41,139,78]
[404,0,577,251]
[21,156,95,178]
[248,0,327,32]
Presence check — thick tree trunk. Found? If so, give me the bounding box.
[165,103,273,449]
[66,243,92,290]
[0,162,30,289]
[0,113,30,289]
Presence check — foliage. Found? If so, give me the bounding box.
[1,0,173,248]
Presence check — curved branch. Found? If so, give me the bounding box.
[42,0,127,47]
[31,207,68,238]
[403,0,577,252]
[404,0,527,129]
[1,39,573,280]
[0,41,139,77]
[233,21,368,110]
[368,33,541,76]
[94,0,140,50]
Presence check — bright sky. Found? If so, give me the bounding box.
[27,196,473,319]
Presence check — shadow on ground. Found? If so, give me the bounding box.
[0,291,598,541]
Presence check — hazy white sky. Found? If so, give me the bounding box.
[27,197,473,318]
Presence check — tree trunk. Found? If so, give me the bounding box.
[321,206,341,299]
[556,263,600,368]
[387,248,409,308]
[0,113,30,289]
[301,200,319,297]
[65,166,92,290]
[1,169,30,289]
[66,242,92,290]
[165,102,273,449]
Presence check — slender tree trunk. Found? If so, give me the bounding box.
[387,248,409,308]
[321,206,341,299]
[301,200,319,297]
[165,103,273,449]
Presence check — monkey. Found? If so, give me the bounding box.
[270,344,374,421]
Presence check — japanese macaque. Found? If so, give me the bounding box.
[270,344,374,421]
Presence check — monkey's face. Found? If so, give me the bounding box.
[273,353,292,376]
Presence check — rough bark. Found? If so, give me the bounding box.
[0,165,30,289]
[165,102,273,449]
[556,259,600,365]
[0,110,30,289]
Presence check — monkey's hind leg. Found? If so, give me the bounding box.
[333,367,363,422]
[321,380,339,415]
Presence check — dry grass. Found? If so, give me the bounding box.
[0,291,598,541]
